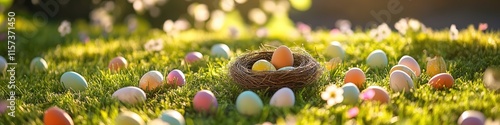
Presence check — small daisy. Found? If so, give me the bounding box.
[394,18,408,35]
[58,20,71,37]
[144,39,164,52]
[335,19,353,35]
[296,22,311,35]
[377,23,391,41]
[321,84,344,107]
[450,24,459,40]
[248,8,267,25]
[479,23,488,31]
[408,19,421,31]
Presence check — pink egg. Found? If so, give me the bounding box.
[193,90,218,113]
[458,110,485,125]
[398,55,421,77]
[167,69,186,86]
[185,52,203,64]
[108,56,128,72]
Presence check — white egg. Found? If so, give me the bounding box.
[0,56,7,73]
[325,41,345,59]
[341,83,360,105]
[390,70,414,92]
[160,110,185,125]
[211,44,231,59]
[366,50,388,68]
[112,86,147,104]
[115,111,145,125]
[139,70,164,91]
[390,65,417,79]
[398,55,421,77]
[30,57,48,72]
[269,87,295,107]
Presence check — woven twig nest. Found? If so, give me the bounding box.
[229,48,323,90]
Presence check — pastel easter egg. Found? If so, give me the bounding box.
[360,86,390,104]
[211,44,231,59]
[167,69,186,86]
[390,65,417,79]
[390,70,414,92]
[193,90,218,113]
[325,41,345,59]
[398,55,421,77]
[115,111,145,125]
[108,56,128,72]
[366,50,388,68]
[426,56,446,77]
[326,57,342,71]
[60,71,88,91]
[0,56,7,73]
[341,83,360,105]
[30,57,48,72]
[270,87,295,107]
[252,59,276,71]
[483,67,500,91]
[344,68,366,89]
[44,106,74,125]
[147,118,170,125]
[160,110,185,125]
[139,70,164,91]
[278,66,295,71]
[236,91,263,115]
[185,52,203,64]
[428,73,454,89]
[458,110,485,125]
[112,86,147,104]
[271,45,294,69]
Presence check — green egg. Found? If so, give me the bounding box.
[60,71,88,91]
[236,91,263,115]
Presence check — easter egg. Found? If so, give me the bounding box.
[236,91,263,115]
[325,41,345,59]
[167,69,186,86]
[139,70,164,91]
[115,111,145,125]
[211,43,231,59]
[160,110,185,125]
[271,45,294,69]
[60,71,88,91]
[193,90,218,113]
[112,86,147,104]
[344,68,366,89]
[428,73,454,89]
[0,56,7,73]
[326,57,342,71]
[360,86,390,104]
[458,110,485,125]
[483,67,500,91]
[185,52,203,64]
[43,106,74,125]
[398,55,421,77]
[108,56,128,72]
[390,70,414,92]
[390,65,417,79]
[252,59,276,71]
[30,57,48,72]
[366,50,388,68]
[147,118,170,125]
[426,56,446,77]
[341,83,360,105]
[278,66,295,71]
[270,87,295,107]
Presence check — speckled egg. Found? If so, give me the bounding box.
[270,87,295,107]
[398,55,421,77]
[271,45,294,69]
[108,56,128,72]
[185,52,203,64]
[341,83,360,105]
[390,65,417,79]
[390,70,414,92]
[112,86,146,104]
[344,68,366,89]
[167,69,186,86]
[0,56,6,73]
[44,106,74,125]
[325,41,345,59]
[326,57,342,71]
[30,57,48,72]
[278,66,295,71]
[252,59,276,71]
[360,86,390,104]
[426,56,447,77]
[60,71,88,91]
[193,90,218,113]
[458,110,485,125]
[139,70,164,91]
[236,91,263,115]
[115,111,145,125]
[366,50,388,68]
[147,118,170,125]
[483,67,500,91]
[160,110,185,125]
[428,73,454,89]
[211,43,231,59]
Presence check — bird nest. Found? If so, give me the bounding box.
[229,48,323,90]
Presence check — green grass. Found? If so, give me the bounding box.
[1,17,500,125]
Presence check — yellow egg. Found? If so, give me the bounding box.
[252,60,276,71]
[426,56,446,77]
[326,57,342,71]
[271,45,294,69]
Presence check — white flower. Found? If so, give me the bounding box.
[394,18,408,35]
[58,20,71,37]
[163,20,175,33]
[174,18,190,31]
[335,19,353,35]
[144,39,164,52]
[220,0,235,12]
[321,84,344,106]
[189,3,209,22]
[248,8,267,25]
[450,24,459,40]
[408,19,421,31]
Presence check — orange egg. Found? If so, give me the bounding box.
[360,86,390,104]
[428,73,454,89]
[344,68,366,89]
[44,106,74,125]
[270,45,294,69]
[426,56,446,77]
[108,56,128,72]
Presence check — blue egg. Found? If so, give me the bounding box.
[0,56,6,73]
[211,44,231,59]
[160,110,185,125]
[366,49,388,68]
[236,91,263,115]
[60,71,88,91]
[342,83,360,105]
